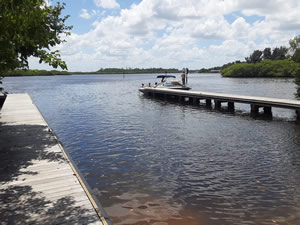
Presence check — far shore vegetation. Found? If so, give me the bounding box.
[219,35,300,97]
[221,59,299,78]
[219,36,300,79]
[4,68,201,76]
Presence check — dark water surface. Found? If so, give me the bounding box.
[4,74,300,225]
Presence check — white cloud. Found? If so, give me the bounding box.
[80,9,98,19]
[80,9,92,19]
[231,17,250,39]
[94,0,120,9]
[30,0,300,71]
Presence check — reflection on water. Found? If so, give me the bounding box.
[104,192,183,225]
[3,74,300,225]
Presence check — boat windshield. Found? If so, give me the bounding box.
[156,75,176,79]
[157,75,176,83]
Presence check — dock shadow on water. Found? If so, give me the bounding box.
[0,123,99,225]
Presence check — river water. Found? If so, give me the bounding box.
[3,74,300,225]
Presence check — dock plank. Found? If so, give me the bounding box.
[140,88,300,120]
[0,94,108,225]
[141,88,300,109]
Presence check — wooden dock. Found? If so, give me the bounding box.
[0,94,111,225]
[139,88,300,119]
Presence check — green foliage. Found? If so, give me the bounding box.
[0,0,72,75]
[271,47,288,60]
[245,47,289,64]
[291,49,300,63]
[263,48,272,60]
[221,60,299,78]
[289,36,300,53]
[289,35,300,98]
[289,35,300,63]
[96,68,180,74]
[198,68,220,73]
[221,63,256,77]
[5,69,71,76]
[245,50,263,64]
[295,68,300,99]
[198,62,241,73]
[3,68,183,76]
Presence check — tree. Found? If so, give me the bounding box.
[289,35,300,63]
[263,48,272,60]
[289,35,300,98]
[245,50,263,64]
[0,0,72,75]
[271,47,288,60]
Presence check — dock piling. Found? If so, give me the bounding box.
[178,96,183,102]
[263,106,272,115]
[296,110,300,120]
[228,102,235,111]
[193,98,199,105]
[206,99,212,107]
[139,88,300,120]
[251,104,259,114]
[214,100,222,109]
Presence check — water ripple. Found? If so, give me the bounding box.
[4,74,300,225]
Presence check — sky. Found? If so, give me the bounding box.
[29,0,300,71]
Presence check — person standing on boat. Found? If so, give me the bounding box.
[181,72,186,86]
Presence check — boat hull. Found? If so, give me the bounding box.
[139,86,191,93]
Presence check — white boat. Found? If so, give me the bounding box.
[139,75,191,93]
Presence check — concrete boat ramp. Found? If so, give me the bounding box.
[0,94,111,225]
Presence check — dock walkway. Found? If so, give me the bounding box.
[140,88,300,119]
[0,94,110,225]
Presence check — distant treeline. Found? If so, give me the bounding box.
[5,69,71,76]
[198,62,240,73]
[198,67,221,73]
[96,67,181,74]
[4,68,185,76]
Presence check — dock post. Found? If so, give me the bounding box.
[206,99,212,107]
[263,107,272,115]
[164,94,167,100]
[296,110,300,120]
[214,100,221,109]
[228,102,234,111]
[178,96,183,103]
[192,98,198,105]
[251,104,259,114]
